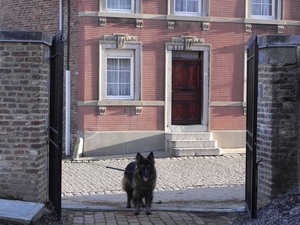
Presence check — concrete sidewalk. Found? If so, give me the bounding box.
[62,186,245,213]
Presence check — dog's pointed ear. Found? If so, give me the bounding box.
[147,152,155,165]
[136,153,143,166]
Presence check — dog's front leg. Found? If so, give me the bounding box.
[126,190,132,208]
[145,193,153,215]
[133,200,140,215]
[133,191,140,215]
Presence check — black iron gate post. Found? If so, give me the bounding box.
[245,33,259,219]
[49,33,64,220]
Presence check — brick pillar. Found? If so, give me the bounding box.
[0,31,52,203]
[256,35,300,207]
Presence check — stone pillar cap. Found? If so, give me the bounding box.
[0,30,52,46]
[258,35,300,48]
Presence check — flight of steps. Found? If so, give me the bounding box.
[165,132,221,156]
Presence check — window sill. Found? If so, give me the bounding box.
[97,11,210,22]
[78,100,165,107]
[244,18,285,25]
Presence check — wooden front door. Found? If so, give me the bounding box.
[172,58,202,125]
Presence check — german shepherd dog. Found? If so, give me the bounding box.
[122,152,157,215]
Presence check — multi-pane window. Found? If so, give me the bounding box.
[252,0,275,19]
[174,0,201,16]
[106,52,134,100]
[106,0,134,13]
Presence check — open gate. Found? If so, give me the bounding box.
[49,33,64,220]
[245,33,259,219]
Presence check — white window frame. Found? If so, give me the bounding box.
[106,50,134,100]
[106,0,134,13]
[99,41,142,102]
[100,0,142,14]
[246,0,282,20]
[174,0,201,16]
[251,0,275,20]
[169,0,208,17]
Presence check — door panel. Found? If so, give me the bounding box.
[172,59,202,125]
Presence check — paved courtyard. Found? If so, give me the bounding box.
[62,153,245,197]
[56,152,247,224]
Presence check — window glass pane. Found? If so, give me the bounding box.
[107,0,117,9]
[119,71,130,83]
[119,59,130,71]
[252,4,261,15]
[252,0,273,16]
[107,58,118,70]
[107,57,131,97]
[187,0,198,12]
[175,0,199,13]
[122,0,131,10]
[120,84,130,96]
[107,0,131,10]
[107,71,118,83]
[107,84,118,96]
[175,0,186,11]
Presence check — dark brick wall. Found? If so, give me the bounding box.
[0,0,59,33]
[0,31,52,202]
[256,35,300,207]
[0,0,79,155]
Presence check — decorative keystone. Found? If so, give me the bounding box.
[104,33,138,49]
[171,36,205,50]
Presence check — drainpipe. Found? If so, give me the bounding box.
[59,0,63,32]
[65,0,71,156]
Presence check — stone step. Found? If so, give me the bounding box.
[168,140,217,148]
[165,132,211,140]
[171,147,221,156]
[0,199,44,225]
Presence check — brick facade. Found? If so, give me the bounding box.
[0,31,52,202]
[77,0,300,156]
[2,0,299,156]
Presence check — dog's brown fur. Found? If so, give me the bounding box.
[122,152,157,215]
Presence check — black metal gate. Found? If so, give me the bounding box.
[245,34,258,219]
[49,33,64,220]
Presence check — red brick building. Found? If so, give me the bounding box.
[77,0,300,156]
[2,1,299,157]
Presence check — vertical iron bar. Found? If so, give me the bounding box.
[245,33,258,219]
[49,33,63,221]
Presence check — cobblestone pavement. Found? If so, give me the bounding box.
[62,154,245,196]
[58,153,245,225]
